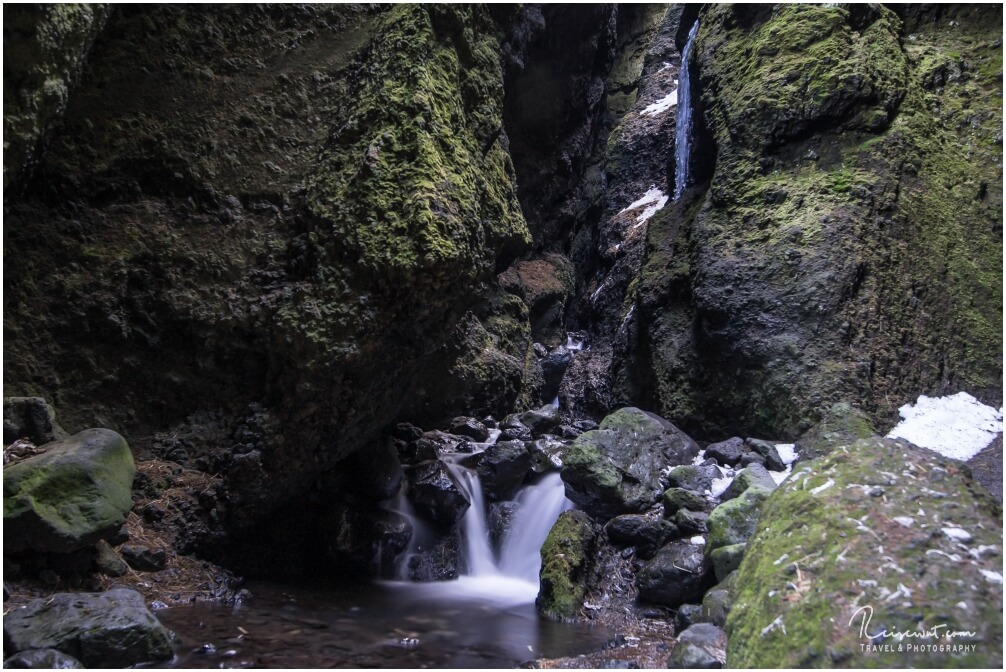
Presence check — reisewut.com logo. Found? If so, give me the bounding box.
[849,605,979,654]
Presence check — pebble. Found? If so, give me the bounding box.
[942,527,973,543]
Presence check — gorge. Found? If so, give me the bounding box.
[3,3,1003,668]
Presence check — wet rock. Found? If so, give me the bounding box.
[676,603,704,630]
[519,403,561,436]
[719,463,776,502]
[406,460,470,528]
[121,545,168,572]
[419,431,465,454]
[397,438,438,466]
[324,507,412,576]
[562,407,700,519]
[706,486,772,555]
[527,436,567,473]
[673,509,709,534]
[476,440,532,500]
[663,487,712,516]
[667,623,727,669]
[727,438,1003,668]
[448,416,490,442]
[93,540,127,577]
[637,541,715,608]
[605,514,678,558]
[3,397,68,445]
[3,588,173,667]
[738,453,766,468]
[407,529,461,582]
[541,346,573,401]
[709,543,746,582]
[538,510,596,620]
[392,423,424,443]
[744,439,785,471]
[499,416,534,442]
[488,501,521,550]
[4,429,135,553]
[3,648,84,669]
[794,402,877,463]
[705,437,744,467]
[666,464,720,494]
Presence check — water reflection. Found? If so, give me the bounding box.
[155,580,611,668]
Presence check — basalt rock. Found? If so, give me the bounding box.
[637,541,715,608]
[405,460,470,528]
[476,440,532,501]
[704,438,744,467]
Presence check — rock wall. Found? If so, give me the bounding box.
[631,4,1003,437]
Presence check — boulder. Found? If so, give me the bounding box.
[3,588,173,667]
[3,648,84,669]
[120,545,167,572]
[405,461,470,528]
[541,345,573,401]
[719,463,776,502]
[3,397,67,445]
[666,464,720,494]
[705,438,744,467]
[396,438,438,466]
[4,429,135,553]
[663,487,712,516]
[519,404,561,436]
[706,486,773,554]
[726,438,1003,668]
[709,543,746,582]
[605,514,678,557]
[448,416,490,442]
[674,509,709,534]
[701,587,733,628]
[744,439,785,471]
[406,529,461,582]
[537,509,596,621]
[667,623,727,669]
[638,541,715,608]
[676,603,705,631]
[562,407,700,519]
[794,402,876,463]
[476,440,532,501]
[323,507,412,576]
[527,436,567,473]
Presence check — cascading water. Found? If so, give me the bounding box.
[673,19,699,201]
[497,472,573,581]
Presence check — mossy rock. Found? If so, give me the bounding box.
[537,509,596,621]
[4,429,135,553]
[561,407,699,519]
[726,438,1003,668]
[662,487,712,516]
[706,486,772,555]
[795,402,877,463]
[710,543,746,582]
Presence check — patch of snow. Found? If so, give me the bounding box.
[689,535,705,546]
[768,465,792,485]
[774,443,798,466]
[893,516,915,528]
[942,527,973,543]
[692,449,707,466]
[640,84,678,116]
[618,186,669,227]
[886,392,1003,460]
[710,475,734,499]
[980,570,1003,584]
[955,601,968,610]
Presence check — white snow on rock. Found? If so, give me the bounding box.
[980,569,1003,585]
[640,83,678,116]
[619,186,668,227]
[689,535,705,546]
[885,392,1003,461]
[775,443,798,466]
[942,527,974,543]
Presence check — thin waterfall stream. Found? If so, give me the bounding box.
[673,19,699,201]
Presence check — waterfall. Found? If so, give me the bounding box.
[497,473,573,581]
[449,466,497,576]
[673,19,700,201]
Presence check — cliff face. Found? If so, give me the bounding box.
[632,4,1003,437]
[4,3,1002,561]
[4,5,530,527]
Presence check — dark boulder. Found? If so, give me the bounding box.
[448,416,490,442]
[324,506,412,576]
[4,429,135,553]
[397,438,438,466]
[638,542,715,608]
[3,588,173,667]
[476,440,532,501]
[120,545,167,572]
[605,514,678,558]
[744,439,785,472]
[704,438,744,467]
[662,487,712,516]
[3,397,67,445]
[719,463,777,502]
[406,529,462,582]
[666,464,720,494]
[527,436,567,473]
[519,404,561,436]
[562,407,700,519]
[667,623,727,669]
[4,648,84,669]
[405,461,470,528]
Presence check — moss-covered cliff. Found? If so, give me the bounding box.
[635,4,1002,437]
[4,5,529,530]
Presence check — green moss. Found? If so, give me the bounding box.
[537,509,595,621]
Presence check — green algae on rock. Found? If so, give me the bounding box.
[726,438,1003,668]
[4,429,135,553]
[537,509,596,621]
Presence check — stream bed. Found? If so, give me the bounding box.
[154,579,612,668]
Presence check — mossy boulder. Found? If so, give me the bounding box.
[719,463,776,502]
[561,407,700,519]
[709,543,746,582]
[706,486,772,555]
[726,438,1003,668]
[4,429,135,553]
[795,402,876,463]
[662,487,712,516]
[537,509,596,621]
[3,588,173,667]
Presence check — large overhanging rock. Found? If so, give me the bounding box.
[726,437,1003,668]
[561,407,699,520]
[4,429,135,553]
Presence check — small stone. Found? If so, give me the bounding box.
[121,545,168,571]
[94,540,128,577]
